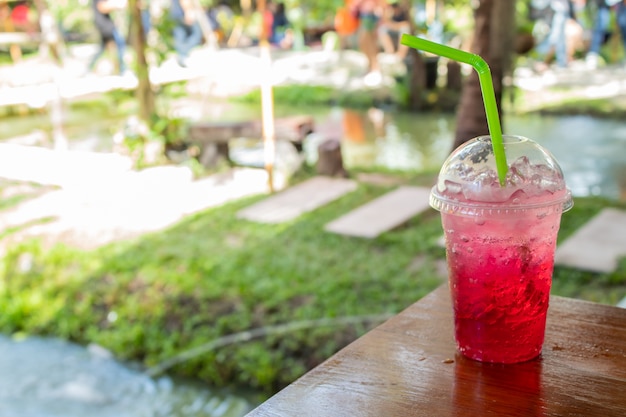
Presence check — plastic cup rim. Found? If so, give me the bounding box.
[430,186,574,215]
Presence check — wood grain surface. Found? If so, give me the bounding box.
[247,285,626,417]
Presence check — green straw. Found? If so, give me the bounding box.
[400,34,508,185]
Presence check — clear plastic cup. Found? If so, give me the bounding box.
[430,135,573,363]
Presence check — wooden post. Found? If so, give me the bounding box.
[258,0,275,192]
[317,139,348,178]
[31,0,67,149]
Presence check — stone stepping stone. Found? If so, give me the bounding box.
[236,176,357,224]
[555,208,626,273]
[324,186,431,238]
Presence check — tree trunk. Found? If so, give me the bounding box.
[407,48,426,110]
[453,0,516,151]
[128,0,155,124]
[491,0,516,119]
[446,61,462,91]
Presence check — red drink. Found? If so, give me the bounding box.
[430,135,572,364]
[442,204,561,363]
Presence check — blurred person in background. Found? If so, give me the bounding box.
[170,0,202,67]
[378,0,411,59]
[334,0,359,49]
[586,0,614,68]
[10,1,37,33]
[270,2,293,49]
[547,0,576,68]
[87,0,127,75]
[351,0,385,86]
[586,0,626,67]
[535,0,577,69]
[140,0,151,37]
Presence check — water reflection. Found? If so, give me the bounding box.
[336,108,453,172]
[297,107,453,176]
[452,354,545,417]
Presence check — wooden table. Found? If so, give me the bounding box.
[247,285,626,416]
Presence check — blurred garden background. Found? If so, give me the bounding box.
[1,0,625,416]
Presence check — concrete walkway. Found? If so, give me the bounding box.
[0,143,272,250]
[554,208,626,273]
[236,176,357,224]
[324,186,431,238]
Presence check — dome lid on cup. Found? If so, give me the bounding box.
[430,135,573,215]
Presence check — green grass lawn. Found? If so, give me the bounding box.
[1,172,625,396]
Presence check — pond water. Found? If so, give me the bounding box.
[504,114,626,201]
[292,108,625,200]
[0,335,256,417]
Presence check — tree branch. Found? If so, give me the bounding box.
[145,314,393,377]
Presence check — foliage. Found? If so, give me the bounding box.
[149,114,188,145]
[233,84,379,108]
[440,1,474,39]
[234,85,335,106]
[148,11,178,67]
[158,81,190,100]
[1,171,625,395]
[0,173,446,394]
[516,0,537,35]
[115,114,188,168]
